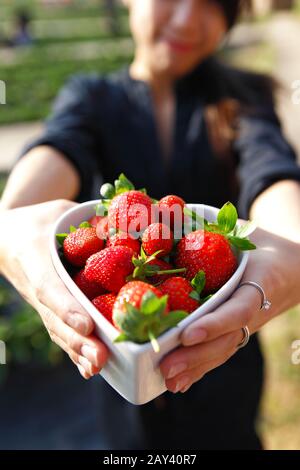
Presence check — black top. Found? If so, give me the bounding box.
[17,60,300,220]
[16,60,300,450]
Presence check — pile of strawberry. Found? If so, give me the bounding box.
[57,174,256,352]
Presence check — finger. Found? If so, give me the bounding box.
[181,285,261,346]
[165,350,235,394]
[160,329,242,380]
[49,332,94,379]
[40,305,109,369]
[32,261,95,337]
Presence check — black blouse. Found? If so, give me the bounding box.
[15,61,300,450]
[17,62,300,221]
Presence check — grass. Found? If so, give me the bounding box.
[259,307,300,450]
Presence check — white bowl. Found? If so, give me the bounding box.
[50,201,249,405]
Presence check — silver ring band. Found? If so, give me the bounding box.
[238,281,272,311]
[237,326,250,349]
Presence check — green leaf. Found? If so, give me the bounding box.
[140,292,168,316]
[217,202,238,234]
[56,233,68,246]
[79,221,92,228]
[114,333,130,343]
[201,294,213,303]
[115,173,135,194]
[235,221,257,239]
[227,236,257,251]
[191,270,206,295]
[151,198,159,204]
[69,225,77,232]
[159,310,189,330]
[137,188,147,195]
[100,183,115,199]
[140,246,148,261]
[189,291,201,302]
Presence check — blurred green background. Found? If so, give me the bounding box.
[0,0,300,450]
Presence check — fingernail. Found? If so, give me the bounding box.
[167,362,187,379]
[173,376,190,394]
[77,364,89,380]
[78,356,93,375]
[67,313,90,335]
[81,344,99,367]
[180,383,192,394]
[184,328,207,345]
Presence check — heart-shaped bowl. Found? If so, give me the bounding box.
[50,201,249,405]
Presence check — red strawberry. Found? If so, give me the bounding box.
[92,293,116,324]
[112,280,188,351]
[84,246,134,293]
[175,229,237,294]
[159,277,200,313]
[158,195,185,231]
[88,215,103,228]
[73,269,106,300]
[113,281,167,321]
[96,216,110,240]
[63,227,104,267]
[146,258,176,285]
[142,223,173,258]
[107,232,140,255]
[108,190,152,233]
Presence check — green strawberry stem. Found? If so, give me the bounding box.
[155,268,186,276]
[148,330,160,353]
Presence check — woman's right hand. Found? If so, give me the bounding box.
[0,199,109,379]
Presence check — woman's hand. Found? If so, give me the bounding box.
[159,227,300,393]
[0,199,109,379]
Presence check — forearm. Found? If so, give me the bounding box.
[250,180,300,243]
[0,145,80,211]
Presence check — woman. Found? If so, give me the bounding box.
[1,0,300,450]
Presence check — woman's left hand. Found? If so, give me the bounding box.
[159,226,300,394]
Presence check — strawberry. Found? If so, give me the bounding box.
[179,202,257,294]
[142,223,173,258]
[73,269,106,300]
[108,190,153,234]
[92,293,116,324]
[84,246,135,293]
[130,248,186,283]
[107,232,140,255]
[57,224,104,267]
[158,195,185,231]
[146,258,176,285]
[88,215,103,227]
[113,281,188,351]
[175,230,237,294]
[159,271,207,313]
[96,216,110,240]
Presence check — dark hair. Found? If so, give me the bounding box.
[217,0,246,29]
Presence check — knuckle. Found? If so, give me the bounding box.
[67,330,81,353]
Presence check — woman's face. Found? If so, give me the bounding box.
[126,0,228,78]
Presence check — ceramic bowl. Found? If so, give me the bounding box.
[50,201,249,405]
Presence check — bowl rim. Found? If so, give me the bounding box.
[50,200,249,355]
